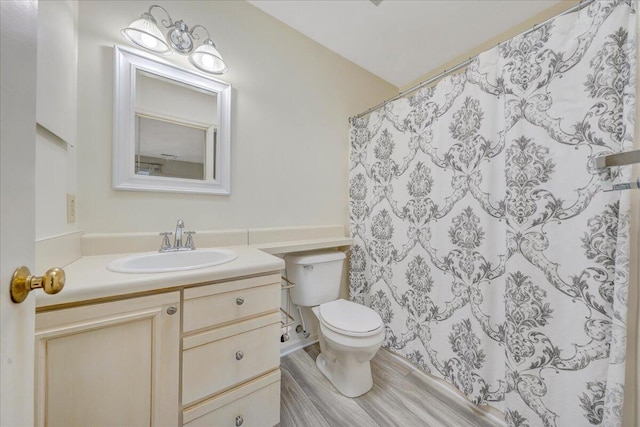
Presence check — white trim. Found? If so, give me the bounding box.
[35,231,83,272]
[113,45,231,195]
[135,108,212,131]
[35,230,83,243]
[134,110,215,178]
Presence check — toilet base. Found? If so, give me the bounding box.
[316,352,374,398]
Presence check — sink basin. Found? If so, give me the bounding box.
[107,248,238,273]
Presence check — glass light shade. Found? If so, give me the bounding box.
[121,14,171,55]
[189,40,228,74]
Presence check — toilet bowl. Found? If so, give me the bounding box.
[284,250,385,398]
[311,299,384,397]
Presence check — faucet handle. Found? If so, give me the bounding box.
[184,231,196,250]
[159,232,173,251]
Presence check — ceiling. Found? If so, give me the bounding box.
[248,0,564,88]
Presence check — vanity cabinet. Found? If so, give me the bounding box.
[35,292,181,427]
[34,271,282,427]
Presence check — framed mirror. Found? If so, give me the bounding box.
[113,45,231,194]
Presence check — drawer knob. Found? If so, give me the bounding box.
[235,351,244,361]
[166,306,177,315]
[235,415,244,426]
[235,297,244,306]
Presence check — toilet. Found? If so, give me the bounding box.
[285,249,384,397]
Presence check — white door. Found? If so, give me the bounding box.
[0,1,38,425]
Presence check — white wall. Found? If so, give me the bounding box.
[35,127,77,239]
[76,0,397,233]
[136,72,217,127]
[35,0,78,240]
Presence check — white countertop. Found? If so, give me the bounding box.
[253,236,353,254]
[36,246,285,309]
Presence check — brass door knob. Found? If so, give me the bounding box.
[10,266,65,303]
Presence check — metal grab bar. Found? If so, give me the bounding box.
[603,177,640,192]
[594,149,640,192]
[594,149,640,169]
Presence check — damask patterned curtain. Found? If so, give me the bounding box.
[349,1,635,426]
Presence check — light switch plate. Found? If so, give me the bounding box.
[66,193,76,223]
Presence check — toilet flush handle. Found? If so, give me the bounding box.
[303,264,314,271]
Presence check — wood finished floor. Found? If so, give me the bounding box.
[278,344,501,427]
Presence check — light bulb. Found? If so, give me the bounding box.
[201,54,214,69]
[140,33,158,49]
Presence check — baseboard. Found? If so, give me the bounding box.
[380,348,507,426]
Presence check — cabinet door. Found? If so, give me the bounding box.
[35,292,180,427]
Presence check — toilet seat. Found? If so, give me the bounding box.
[318,299,383,337]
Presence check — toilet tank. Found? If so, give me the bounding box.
[284,250,346,307]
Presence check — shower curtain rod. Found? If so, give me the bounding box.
[349,0,596,122]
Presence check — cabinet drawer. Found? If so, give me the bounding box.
[182,321,280,406]
[183,276,280,333]
[184,374,280,427]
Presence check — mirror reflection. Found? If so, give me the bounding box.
[134,70,217,181]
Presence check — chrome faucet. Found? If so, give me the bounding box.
[159,219,196,252]
[174,220,184,249]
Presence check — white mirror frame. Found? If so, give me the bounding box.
[113,45,231,195]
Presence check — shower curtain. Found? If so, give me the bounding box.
[349,1,635,426]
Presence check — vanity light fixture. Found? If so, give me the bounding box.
[121,4,228,75]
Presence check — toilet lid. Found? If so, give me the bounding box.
[319,299,383,336]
